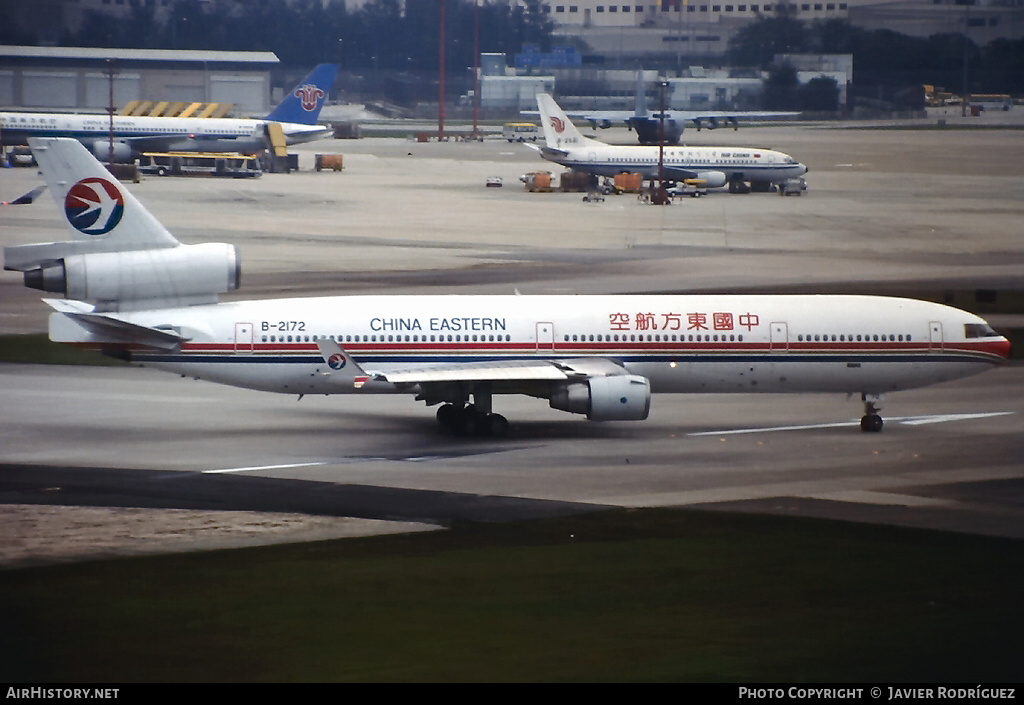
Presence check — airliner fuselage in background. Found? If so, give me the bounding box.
[0,64,336,162]
[533,93,807,192]
[4,138,1010,436]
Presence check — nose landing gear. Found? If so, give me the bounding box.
[860,394,884,433]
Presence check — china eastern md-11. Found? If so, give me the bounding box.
[3,138,1010,436]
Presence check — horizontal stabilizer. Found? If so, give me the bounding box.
[45,299,186,351]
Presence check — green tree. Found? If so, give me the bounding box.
[763,62,799,110]
[727,16,809,68]
[798,75,839,111]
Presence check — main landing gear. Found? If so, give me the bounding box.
[860,393,884,433]
[436,403,509,437]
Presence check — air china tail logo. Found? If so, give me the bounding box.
[550,116,565,133]
[327,353,346,370]
[295,83,325,112]
[64,178,124,236]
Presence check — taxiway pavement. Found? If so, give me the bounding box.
[1,120,1022,563]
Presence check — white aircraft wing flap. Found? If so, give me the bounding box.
[380,359,570,385]
[380,356,631,385]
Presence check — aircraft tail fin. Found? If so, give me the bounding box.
[264,64,337,125]
[536,93,591,149]
[28,137,179,248]
[634,70,648,118]
[4,138,239,310]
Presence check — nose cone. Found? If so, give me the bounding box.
[994,336,1012,361]
[799,163,808,175]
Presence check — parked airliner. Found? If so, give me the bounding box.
[0,64,336,163]
[532,93,808,193]
[528,71,799,145]
[3,138,1009,436]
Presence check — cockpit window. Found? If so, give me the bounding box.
[964,323,998,338]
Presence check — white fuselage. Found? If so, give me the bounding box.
[0,112,328,154]
[541,140,808,183]
[53,294,1009,399]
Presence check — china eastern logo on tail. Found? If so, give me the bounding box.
[295,83,326,112]
[327,353,346,370]
[64,178,124,236]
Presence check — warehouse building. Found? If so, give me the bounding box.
[0,45,278,116]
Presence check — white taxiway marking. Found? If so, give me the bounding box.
[203,462,327,475]
[688,412,1014,437]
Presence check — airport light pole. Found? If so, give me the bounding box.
[106,59,115,165]
[652,80,670,205]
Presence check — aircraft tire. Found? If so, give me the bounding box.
[436,403,459,430]
[485,413,509,438]
[860,414,884,433]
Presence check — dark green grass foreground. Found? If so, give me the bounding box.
[1,509,1022,682]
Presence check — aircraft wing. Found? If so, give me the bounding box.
[316,338,631,387]
[674,110,800,128]
[379,359,571,385]
[2,185,46,206]
[376,356,632,385]
[122,134,196,152]
[522,108,797,125]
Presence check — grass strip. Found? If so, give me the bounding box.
[1,508,1021,682]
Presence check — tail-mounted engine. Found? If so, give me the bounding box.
[550,374,652,421]
[18,242,240,307]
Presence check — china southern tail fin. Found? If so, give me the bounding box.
[536,93,593,150]
[264,63,337,125]
[4,138,239,310]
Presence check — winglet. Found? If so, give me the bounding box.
[315,338,371,389]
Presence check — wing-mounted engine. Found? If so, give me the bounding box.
[549,374,652,421]
[695,171,727,188]
[89,140,135,163]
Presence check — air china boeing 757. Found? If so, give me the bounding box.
[3,138,1009,436]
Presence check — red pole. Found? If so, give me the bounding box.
[472,0,480,140]
[438,0,446,142]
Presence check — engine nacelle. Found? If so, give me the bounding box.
[695,171,727,188]
[24,242,240,305]
[550,374,652,421]
[90,140,135,164]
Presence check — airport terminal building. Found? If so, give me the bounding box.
[532,0,1024,63]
